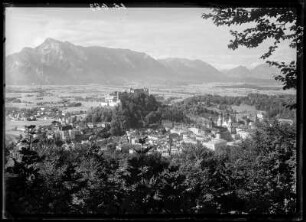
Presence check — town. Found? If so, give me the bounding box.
[6,87,294,158]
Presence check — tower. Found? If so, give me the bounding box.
[217,114,222,127]
[228,115,232,125]
[222,113,226,127]
[216,131,221,139]
[227,118,233,133]
[209,117,213,128]
[254,114,258,123]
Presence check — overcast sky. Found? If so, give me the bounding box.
[5,7,296,70]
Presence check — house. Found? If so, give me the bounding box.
[54,131,61,140]
[170,147,181,155]
[236,129,251,139]
[256,111,266,121]
[227,140,242,147]
[188,127,200,135]
[116,145,122,151]
[59,131,66,140]
[96,122,106,128]
[161,151,170,157]
[182,136,197,145]
[202,138,227,151]
[16,126,26,132]
[278,118,294,125]
[87,123,94,128]
[101,92,120,107]
[129,87,150,95]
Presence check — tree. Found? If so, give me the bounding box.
[202,8,302,108]
[217,120,297,214]
[118,152,187,214]
[5,126,46,216]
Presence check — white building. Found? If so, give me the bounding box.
[101,92,120,107]
[182,137,197,144]
[256,111,266,121]
[188,127,201,135]
[202,138,227,151]
[236,129,251,139]
[227,140,242,147]
[278,118,294,125]
[170,128,187,136]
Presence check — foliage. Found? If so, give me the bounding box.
[176,93,296,120]
[202,8,302,107]
[85,106,113,123]
[160,105,191,123]
[84,92,162,136]
[4,121,296,217]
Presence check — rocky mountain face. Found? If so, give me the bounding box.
[5,38,279,85]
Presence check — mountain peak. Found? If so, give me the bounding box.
[234,65,249,70]
[43,38,62,44]
[6,39,278,85]
[38,38,63,49]
[36,38,65,54]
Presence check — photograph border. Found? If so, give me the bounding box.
[2,0,304,220]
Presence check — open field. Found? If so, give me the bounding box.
[5,83,296,111]
[5,119,55,144]
[5,119,54,131]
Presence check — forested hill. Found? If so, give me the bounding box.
[177,93,296,120]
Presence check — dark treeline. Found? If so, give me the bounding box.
[6,97,22,103]
[4,120,296,217]
[177,93,296,119]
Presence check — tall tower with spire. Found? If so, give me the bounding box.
[217,113,222,127]
[222,112,228,127]
[228,115,232,125]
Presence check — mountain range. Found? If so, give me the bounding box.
[5,38,279,85]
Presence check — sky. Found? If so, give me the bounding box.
[5,7,296,70]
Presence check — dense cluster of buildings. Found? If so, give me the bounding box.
[113,111,267,157]
[6,88,294,157]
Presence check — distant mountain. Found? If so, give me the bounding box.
[5,38,280,85]
[222,64,280,83]
[6,38,172,85]
[251,63,280,79]
[158,58,228,82]
[223,65,251,79]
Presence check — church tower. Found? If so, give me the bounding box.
[228,115,232,125]
[209,117,214,128]
[217,113,222,127]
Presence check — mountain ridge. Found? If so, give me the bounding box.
[6,38,279,85]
